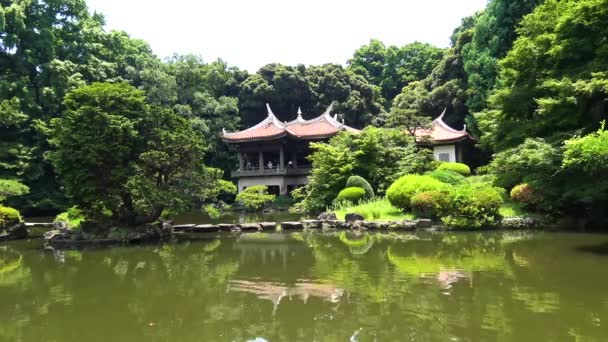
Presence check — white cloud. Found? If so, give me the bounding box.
[86,0,487,72]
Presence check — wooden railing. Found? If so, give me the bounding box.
[231,167,312,177]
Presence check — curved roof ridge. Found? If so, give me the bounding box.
[432,108,462,133]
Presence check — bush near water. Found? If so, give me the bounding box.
[0,206,22,229]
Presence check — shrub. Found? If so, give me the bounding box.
[0,179,30,202]
[54,206,86,229]
[203,204,221,220]
[236,185,276,211]
[437,162,471,176]
[0,206,22,229]
[411,191,448,218]
[440,184,504,229]
[346,175,375,198]
[428,170,465,185]
[510,183,540,208]
[386,175,447,210]
[335,187,367,204]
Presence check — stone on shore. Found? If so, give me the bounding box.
[415,219,432,228]
[317,212,337,221]
[302,219,322,229]
[259,222,278,231]
[362,221,378,230]
[281,222,304,230]
[388,220,417,230]
[239,223,262,231]
[345,213,365,222]
[0,223,28,241]
[192,224,220,233]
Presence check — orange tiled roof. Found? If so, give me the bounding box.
[222,103,360,143]
[413,109,473,144]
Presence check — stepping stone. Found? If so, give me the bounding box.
[281,222,303,230]
[259,222,278,231]
[192,224,219,233]
[302,219,322,229]
[239,223,261,231]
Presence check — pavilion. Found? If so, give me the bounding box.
[413,109,475,163]
[222,103,359,195]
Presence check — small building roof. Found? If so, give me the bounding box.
[222,103,359,143]
[414,109,474,144]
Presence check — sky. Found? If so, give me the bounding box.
[86,0,488,72]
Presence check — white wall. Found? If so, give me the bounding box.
[433,144,456,162]
[238,175,309,195]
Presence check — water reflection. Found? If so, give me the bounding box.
[1,231,608,341]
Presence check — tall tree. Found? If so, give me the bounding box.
[49,83,220,225]
[476,0,608,151]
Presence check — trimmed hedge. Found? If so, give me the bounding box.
[0,206,22,229]
[386,175,446,210]
[437,162,471,176]
[336,187,367,204]
[428,169,465,185]
[441,184,504,229]
[411,191,448,218]
[346,175,375,198]
[510,183,540,207]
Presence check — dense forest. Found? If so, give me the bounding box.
[1,0,607,226]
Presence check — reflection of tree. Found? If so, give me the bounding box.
[2,231,608,340]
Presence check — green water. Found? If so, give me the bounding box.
[2,231,608,341]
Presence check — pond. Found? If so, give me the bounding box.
[2,230,608,341]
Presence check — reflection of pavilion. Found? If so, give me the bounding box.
[228,279,344,314]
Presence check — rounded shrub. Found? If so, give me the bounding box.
[411,191,448,218]
[510,183,540,207]
[335,187,366,204]
[346,175,375,198]
[428,169,465,185]
[386,175,447,210]
[437,162,471,176]
[441,184,504,229]
[0,206,22,229]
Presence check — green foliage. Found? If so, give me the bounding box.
[238,63,383,128]
[348,39,446,104]
[386,175,447,211]
[563,122,608,173]
[441,184,504,229]
[411,191,448,218]
[477,0,608,151]
[235,185,276,211]
[437,162,471,176]
[54,206,86,230]
[49,83,219,225]
[203,204,221,220]
[482,138,561,189]
[510,184,541,208]
[0,179,29,202]
[335,187,367,204]
[0,206,22,229]
[428,170,465,185]
[346,176,375,198]
[303,127,434,212]
[331,198,413,221]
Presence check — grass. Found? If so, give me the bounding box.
[331,198,414,221]
[499,201,531,218]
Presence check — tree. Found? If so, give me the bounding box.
[303,127,434,212]
[235,185,275,211]
[0,179,29,202]
[49,83,218,226]
[0,0,158,214]
[348,39,445,105]
[477,0,608,152]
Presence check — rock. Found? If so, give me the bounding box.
[323,220,340,229]
[362,221,378,230]
[53,221,69,230]
[345,213,365,222]
[302,219,322,229]
[259,222,278,231]
[238,223,261,232]
[500,217,538,230]
[347,220,364,230]
[218,224,236,232]
[281,221,304,230]
[415,219,433,229]
[161,220,174,235]
[377,222,390,230]
[317,212,337,221]
[388,220,417,230]
[44,229,71,241]
[192,224,220,233]
[173,224,196,232]
[335,220,348,230]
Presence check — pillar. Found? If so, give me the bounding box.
[291,151,297,168]
[238,152,244,170]
[258,151,264,171]
[279,146,285,170]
